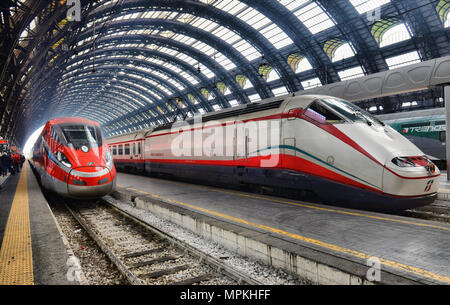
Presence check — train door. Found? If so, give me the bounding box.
[281,107,301,167]
[234,123,248,179]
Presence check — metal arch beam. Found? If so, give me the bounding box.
[58,72,165,103]
[0,1,66,135]
[76,19,263,101]
[316,0,387,74]
[58,72,169,105]
[53,74,170,123]
[86,0,300,93]
[56,92,134,118]
[56,76,170,124]
[53,89,148,119]
[57,90,146,118]
[58,82,154,110]
[391,0,440,60]
[240,0,339,85]
[63,56,206,112]
[35,39,228,110]
[29,76,157,119]
[59,75,159,106]
[70,64,192,115]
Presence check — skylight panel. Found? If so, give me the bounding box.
[294,2,335,34]
[386,51,421,69]
[213,1,247,15]
[301,78,322,89]
[379,23,411,47]
[260,23,293,49]
[228,99,239,107]
[272,86,289,96]
[338,66,365,81]
[332,43,355,62]
[349,0,390,14]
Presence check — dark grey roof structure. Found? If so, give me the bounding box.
[0,0,449,147]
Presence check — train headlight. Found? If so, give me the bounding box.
[391,157,415,167]
[105,150,113,169]
[56,151,72,168]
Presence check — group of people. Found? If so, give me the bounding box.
[0,151,25,177]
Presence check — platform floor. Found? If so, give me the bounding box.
[0,163,76,285]
[117,172,450,284]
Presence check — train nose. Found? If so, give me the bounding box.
[382,156,440,198]
[67,166,116,199]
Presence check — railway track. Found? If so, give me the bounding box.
[404,200,450,223]
[63,198,262,285]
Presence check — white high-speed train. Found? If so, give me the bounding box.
[107,95,439,210]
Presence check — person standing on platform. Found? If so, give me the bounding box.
[20,154,25,169]
[12,152,20,174]
[1,152,11,176]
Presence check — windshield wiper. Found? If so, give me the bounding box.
[353,111,372,126]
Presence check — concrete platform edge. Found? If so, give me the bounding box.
[113,189,435,285]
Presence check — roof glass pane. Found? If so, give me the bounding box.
[301,78,322,89]
[272,86,289,96]
[386,51,421,69]
[284,1,335,34]
[338,66,365,81]
[379,23,411,47]
[332,43,355,62]
[349,0,390,14]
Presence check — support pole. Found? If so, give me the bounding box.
[445,85,450,180]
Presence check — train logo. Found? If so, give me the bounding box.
[424,180,434,192]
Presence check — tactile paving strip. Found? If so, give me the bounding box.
[0,165,34,285]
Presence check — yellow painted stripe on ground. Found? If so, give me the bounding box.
[438,188,450,193]
[0,165,34,285]
[121,185,450,284]
[119,180,450,232]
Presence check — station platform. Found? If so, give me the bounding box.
[0,163,76,285]
[116,172,450,285]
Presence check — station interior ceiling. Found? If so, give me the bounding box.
[0,0,450,147]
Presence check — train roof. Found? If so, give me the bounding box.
[46,117,101,126]
[377,108,445,122]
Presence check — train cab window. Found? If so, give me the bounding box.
[304,101,343,124]
[124,144,130,155]
[118,145,123,155]
[112,146,117,156]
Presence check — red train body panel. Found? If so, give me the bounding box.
[31,117,116,199]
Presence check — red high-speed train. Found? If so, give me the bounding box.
[31,117,116,199]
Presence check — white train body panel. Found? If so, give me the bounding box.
[107,95,439,210]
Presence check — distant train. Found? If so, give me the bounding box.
[31,117,116,199]
[107,95,439,211]
[378,108,446,168]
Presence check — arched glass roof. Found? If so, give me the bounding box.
[0,0,449,145]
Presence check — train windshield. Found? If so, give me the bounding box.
[58,124,103,148]
[320,98,385,126]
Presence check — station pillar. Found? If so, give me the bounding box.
[446,85,450,180]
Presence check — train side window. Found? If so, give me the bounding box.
[132,143,136,155]
[304,101,343,124]
[112,146,117,155]
[124,144,130,155]
[440,131,446,142]
[138,142,141,155]
[118,145,123,155]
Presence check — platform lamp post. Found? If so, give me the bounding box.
[445,85,450,180]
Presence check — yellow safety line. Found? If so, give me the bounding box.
[0,165,34,285]
[438,188,450,193]
[118,180,450,232]
[122,186,450,284]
